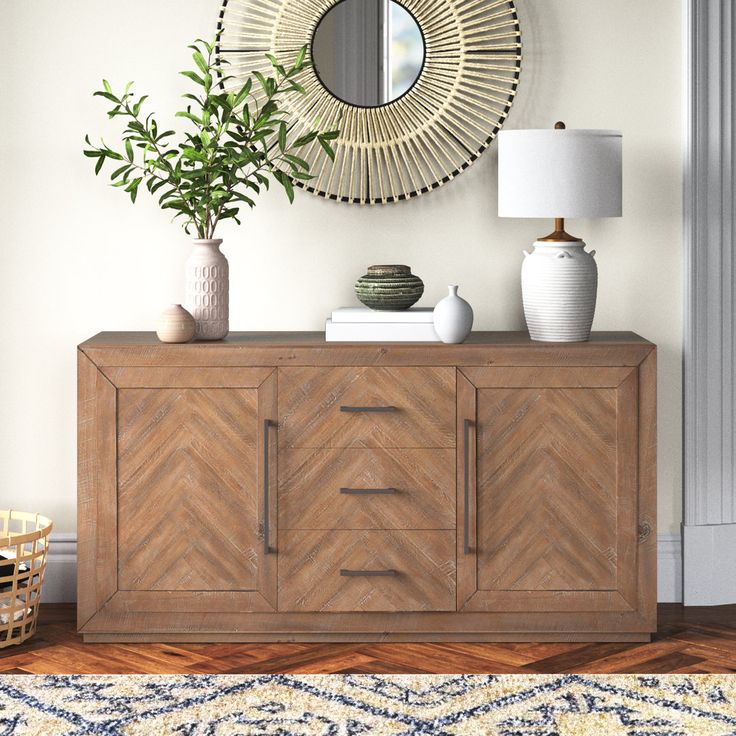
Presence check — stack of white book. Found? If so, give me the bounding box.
[326,307,440,342]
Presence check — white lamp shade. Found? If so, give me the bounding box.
[498,129,622,219]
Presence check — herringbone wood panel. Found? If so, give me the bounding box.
[477,388,618,593]
[278,530,456,612]
[279,448,456,529]
[278,367,456,448]
[1,605,734,674]
[117,388,260,592]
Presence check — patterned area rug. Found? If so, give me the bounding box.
[0,674,734,734]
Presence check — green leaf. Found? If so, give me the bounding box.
[192,51,209,75]
[278,122,287,153]
[294,46,306,70]
[125,139,134,161]
[294,131,318,147]
[93,91,119,103]
[83,149,103,158]
[234,79,252,107]
[103,79,112,94]
[282,153,309,170]
[273,170,294,203]
[132,95,149,116]
[110,164,130,180]
[193,38,214,54]
[182,147,208,162]
[125,177,142,203]
[180,70,205,86]
[252,71,270,94]
[95,156,105,175]
[265,53,286,76]
[175,110,204,125]
[318,136,336,161]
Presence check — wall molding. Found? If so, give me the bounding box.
[43,534,683,604]
[683,0,736,604]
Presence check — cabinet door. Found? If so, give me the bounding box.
[78,364,278,630]
[457,366,646,618]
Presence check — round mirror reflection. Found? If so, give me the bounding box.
[312,0,425,107]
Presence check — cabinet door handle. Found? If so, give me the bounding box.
[339,487,398,495]
[463,418,472,555]
[340,569,397,577]
[340,405,398,413]
[263,419,277,555]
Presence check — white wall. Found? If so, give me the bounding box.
[0,2,682,546]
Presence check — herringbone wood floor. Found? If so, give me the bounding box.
[0,605,734,674]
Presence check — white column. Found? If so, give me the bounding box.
[683,0,736,604]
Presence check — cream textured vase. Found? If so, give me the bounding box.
[433,285,474,344]
[185,239,229,340]
[156,304,196,344]
[521,241,598,342]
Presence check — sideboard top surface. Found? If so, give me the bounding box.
[79,332,654,368]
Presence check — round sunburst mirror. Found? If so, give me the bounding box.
[217,0,522,204]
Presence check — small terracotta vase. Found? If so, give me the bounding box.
[156,304,196,344]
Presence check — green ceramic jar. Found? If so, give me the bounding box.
[354,265,425,311]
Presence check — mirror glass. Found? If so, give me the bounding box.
[312,0,425,107]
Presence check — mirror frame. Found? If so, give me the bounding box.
[217,0,522,204]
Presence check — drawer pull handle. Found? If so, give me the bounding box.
[263,419,277,555]
[340,487,398,495]
[463,418,472,555]
[340,405,398,413]
[340,569,397,577]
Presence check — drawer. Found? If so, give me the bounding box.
[279,448,455,530]
[278,530,456,612]
[278,367,456,448]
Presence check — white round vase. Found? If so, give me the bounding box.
[156,304,196,344]
[521,240,598,342]
[433,285,474,344]
[185,239,229,340]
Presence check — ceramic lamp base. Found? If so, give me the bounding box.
[521,240,598,342]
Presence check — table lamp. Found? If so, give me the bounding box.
[497,123,622,342]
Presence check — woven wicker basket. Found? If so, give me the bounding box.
[0,510,52,648]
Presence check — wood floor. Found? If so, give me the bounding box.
[0,604,734,675]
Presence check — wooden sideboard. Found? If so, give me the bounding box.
[77,332,656,642]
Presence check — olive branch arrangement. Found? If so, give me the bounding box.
[84,39,338,239]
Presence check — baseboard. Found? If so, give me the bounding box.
[683,522,736,605]
[657,533,682,603]
[43,533,685,604]
[44,533,77,603]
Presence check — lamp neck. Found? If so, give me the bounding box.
[539,217,582,242]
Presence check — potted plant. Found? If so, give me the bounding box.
[84,39,338,340]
